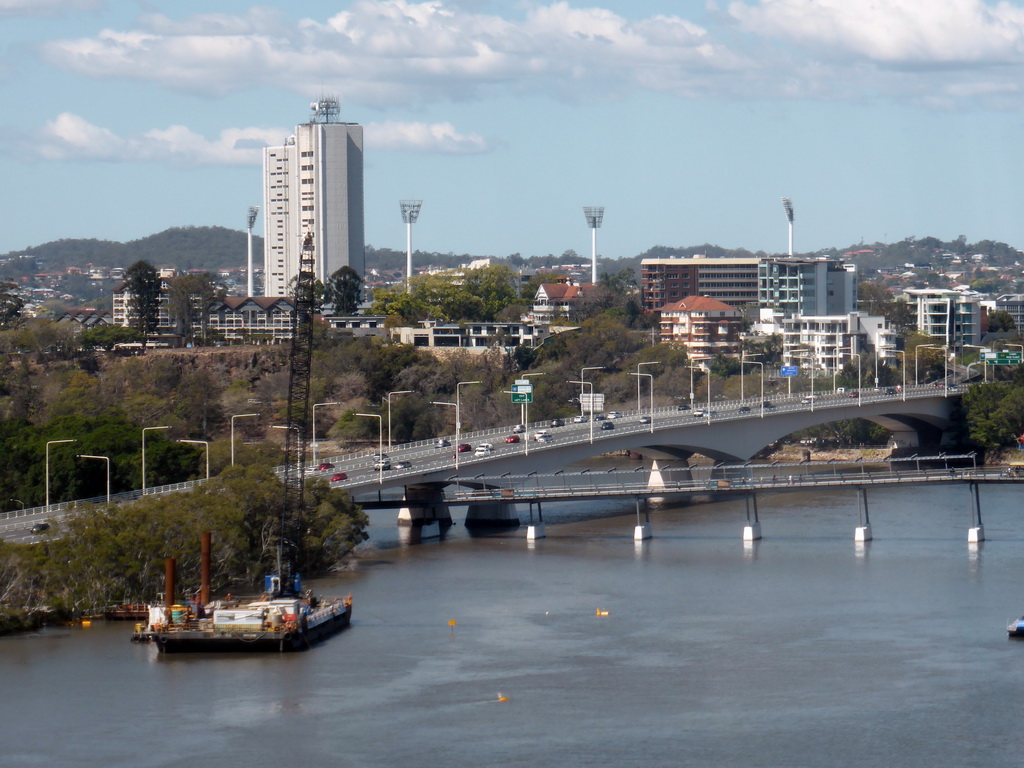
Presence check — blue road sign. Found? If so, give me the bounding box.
[780,365,799,377]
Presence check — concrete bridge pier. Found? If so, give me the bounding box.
[968,481,984,543]
[464,501,520,530]
[526,501,544,541]
[634,497,651,541]
[397,485,453,528]
[743,494,762,541]
[855,487,872,542]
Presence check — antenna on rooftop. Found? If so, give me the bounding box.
[583,206,604,284]
[309,97,341,124]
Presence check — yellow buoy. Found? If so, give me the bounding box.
[81,620,92,628]
[497,693,509,702]
[596,609,609,616]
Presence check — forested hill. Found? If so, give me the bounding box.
[0,226,260,276]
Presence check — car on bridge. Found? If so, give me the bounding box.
[456,443,472,453]
[330,472,348,482]
[393,460,412,470]
[549,418,565,428]
[676,403,690,411]
[474,443,495,456]
[30,522,49,534]
[600,421,615,430]
[738,406,751,413]
[639,415,652,424]
[512,424,526,433]
[504,434,520,443]
[607,411,622,419]
[572,415,588,423]
[435,438,451,448]
[317,462,334,471]
[373,456,391,471]
[692,409,706,417]
[533,430,551,442]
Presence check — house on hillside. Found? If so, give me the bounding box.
[527,281,593,323]
[658,296,743,357]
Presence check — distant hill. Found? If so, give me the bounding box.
[0,226,260,277]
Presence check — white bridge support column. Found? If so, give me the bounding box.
[465,501,520,530]
[743,493,761,541]
[634,497,651,541]
[855,487,873,542]
[397,485,453,527]
[968,481,984,543]
[526,501,545,540]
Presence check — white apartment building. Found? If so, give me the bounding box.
[263,98,364,297]
[776,312,896,374]
[901,288,983,347]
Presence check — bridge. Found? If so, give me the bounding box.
[318,384,960,529]
[0,385,964,542]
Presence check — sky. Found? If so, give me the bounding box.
[4,0,1024,263]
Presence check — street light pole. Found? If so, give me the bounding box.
[745,360,765,417]
[431,401,458,467]
[355,413,383,484]
[45,439,75,513]
[522,372,545,455]
[568,381,595,442]
[579,367,603,419]
[456,380,480,451]
[142,426,171,493]
[630,372,655,432]
[849,352,861,405]
[77,454,110,505]
[178,439,210,480]
[230,413,259,465]
[312,402,341,465]
[386,391,414,451]
[635,362,658,416]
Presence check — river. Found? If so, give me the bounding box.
[3,482,1024,767]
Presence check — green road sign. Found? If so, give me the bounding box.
[511,392,533,404]
[982,351,1022,364]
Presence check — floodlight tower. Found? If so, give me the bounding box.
[583,206,604,284]
[246,206,259,296]
[781,197,794,256]
[400,200,423,293]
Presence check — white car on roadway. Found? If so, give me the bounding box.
[474,442,494,456]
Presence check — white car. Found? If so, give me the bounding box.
[606,411,622,419]
[533,430,551,442]
[474,443,495,456]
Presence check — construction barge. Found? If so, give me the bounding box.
[132,591,352,653]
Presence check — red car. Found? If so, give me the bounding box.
[318,462,334,471]
[504,434,520,443]
[456,443,472,453]
[330,472,348,482]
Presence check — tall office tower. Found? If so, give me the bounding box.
[262,98,364,297]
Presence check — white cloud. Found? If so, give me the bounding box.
[42,0,741,104]
[34,0,1024,111]
[726,0,1024,65]
[35,113,283,165]
[0,0,101,18]
[31,113,491,164]
[366,120,491,153]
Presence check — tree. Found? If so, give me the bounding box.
[988,309,1016,333]
[324,266,363,315]
[79,325,144,351]
[167,272,224,345]
[0,281,24,328]
[123,261,161,342]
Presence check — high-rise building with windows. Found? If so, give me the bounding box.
[262,98,364,297]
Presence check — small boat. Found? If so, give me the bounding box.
[133,592,352,653]
[1008,617,1024,638]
